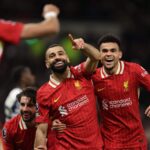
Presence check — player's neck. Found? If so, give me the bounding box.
[51,67,70,82]
[25,120,35,128]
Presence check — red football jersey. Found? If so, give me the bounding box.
[92,61,150,149]
[0,19,23,44]
[2,115,36,150]
[36,66,103,150]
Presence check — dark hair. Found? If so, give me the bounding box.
[11,66,29,83]
[97,34,122,50]
[45,44,64,58]
[48,44,62,49]
[17,87,37,104]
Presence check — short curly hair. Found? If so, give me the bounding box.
[17,87,37,105]
[97,33,122,50]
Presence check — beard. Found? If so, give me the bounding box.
[21,111,35,123]
[50,60,70,73]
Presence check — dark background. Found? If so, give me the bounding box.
[0,0,150,146]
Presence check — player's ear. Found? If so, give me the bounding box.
[119,50,122,59]
[45,60,50,68]
[66,56,70,63]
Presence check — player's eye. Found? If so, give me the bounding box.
[20,103,25,106]
[27,104,34,107]
[102,49,108,53]
[110,48,117,52]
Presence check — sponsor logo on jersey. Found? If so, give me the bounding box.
[102,98,132,110]
[58,106,68,117]
[102,100,109,110]
[67,95,89,112]
[58,95,89,116]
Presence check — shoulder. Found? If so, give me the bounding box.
[124,61,142,71]
[37,82,52,95]
[3,115,20,129]
[92,67,102,79]
[2,115,20,139]
[37,82,54,104]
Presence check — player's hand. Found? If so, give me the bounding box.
[51,119,66,132]
[42,4,60,18]
[145,105,150,117]
[68,34,85,50]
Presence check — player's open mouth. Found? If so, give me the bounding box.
[23,113,30,119]
[104,59,114,66]
[54,61,64,67]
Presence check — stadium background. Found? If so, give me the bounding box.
[0,0,150,148]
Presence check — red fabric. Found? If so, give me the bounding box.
[0,19,23,44]
[2,115,36,150]
[92,61,150,149]
[36,66,103,150]
[104,145,147,150]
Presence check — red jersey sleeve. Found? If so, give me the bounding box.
[72,63,92,79]
[36,87,51,124]
[0,19,24,44]
[2,123,14,150]
[134,63,150,91]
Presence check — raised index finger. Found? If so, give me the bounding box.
[68,34,76,45]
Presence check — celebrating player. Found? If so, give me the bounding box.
[2,87,38,150]
[54,33,150,149]
[34,41,103,149]
[91,34,150,149]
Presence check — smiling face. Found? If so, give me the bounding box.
[99,42,122,74]
[45,45,70,73]
[20,96,36,123]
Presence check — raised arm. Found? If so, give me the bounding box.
[21,4,60,39]
[68,34,100,73]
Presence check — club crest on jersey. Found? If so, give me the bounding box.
[74,80,82,90]
[123,80,128,91]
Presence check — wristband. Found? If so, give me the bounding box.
[44,12,57,20]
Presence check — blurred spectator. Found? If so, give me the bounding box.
[4,66,35,121]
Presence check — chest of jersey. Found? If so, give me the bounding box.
[93,71,139,112]
[13,127,36,150]
[48,78,97,125]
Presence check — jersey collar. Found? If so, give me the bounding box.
[100,61,124,79]
[19,117,27,130]
[48,69,74,88]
